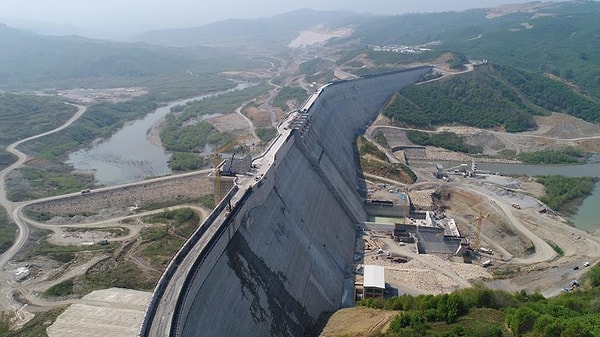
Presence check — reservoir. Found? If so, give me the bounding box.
[432,161,600,233]
[477,162,600,233]
[67,82,252,186]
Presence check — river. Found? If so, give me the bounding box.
[67,82,252,186]
[478,162,600,232]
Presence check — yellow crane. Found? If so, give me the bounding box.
[403,185,410,223]
[213,154,223,204]
[473,211,489,251]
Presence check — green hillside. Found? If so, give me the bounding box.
[383,64,600,132]
[0,93,77,146]
[351,1,600,100]
[357,279,600,337]
[137,9,368,48]
[160,83,271,152]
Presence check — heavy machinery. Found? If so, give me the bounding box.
[402,185,410,223]
[222,148,238,177]
[473,211,489,251]
[211,142,240,204]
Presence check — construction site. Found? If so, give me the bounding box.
[352,153,599,299]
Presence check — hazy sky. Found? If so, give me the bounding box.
[1,0,556,37]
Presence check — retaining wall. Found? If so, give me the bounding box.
[25,173,216,216]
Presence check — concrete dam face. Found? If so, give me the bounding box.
[142,67,431,337]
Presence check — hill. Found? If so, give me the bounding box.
[0,24,260,89]
[323,280,600,337]
[383,63,600,132]
[0,93,77,146]
[136,9,367,49]
[347,1,600,98]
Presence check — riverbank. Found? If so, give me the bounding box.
[146,117,165,148]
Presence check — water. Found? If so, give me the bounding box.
[68,82,252,186]
[477,162,600,233]
[429,161,600,232]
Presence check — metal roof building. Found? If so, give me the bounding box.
[363,265,385,298]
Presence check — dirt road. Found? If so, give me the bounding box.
[0,104,87,313]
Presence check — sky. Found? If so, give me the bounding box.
[0,0,558,38]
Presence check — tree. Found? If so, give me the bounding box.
[507,307,539,336]
[561,320,593,337]
[446,294,464,324]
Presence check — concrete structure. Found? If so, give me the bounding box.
[140,67,432,337]
[48,288,151,337]
[26,171,215,216]
[221,153,252,175]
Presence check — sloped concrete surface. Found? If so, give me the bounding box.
[48,288,151,337]
[143,67,431,337]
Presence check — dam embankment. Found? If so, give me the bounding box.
[25,172,215,216]
[143,66,432,337]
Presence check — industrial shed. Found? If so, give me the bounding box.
[362,265,385,298]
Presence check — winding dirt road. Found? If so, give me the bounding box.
[0,101,212,321]
[0,104,87,313]
[0,104,87,268]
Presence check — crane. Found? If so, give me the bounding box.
[402,185,410,223]
[473,211,489,251]
[211,141,239,204]
[223,148,239,177]
[213,154,224,204]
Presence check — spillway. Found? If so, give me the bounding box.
[140,66,432,337]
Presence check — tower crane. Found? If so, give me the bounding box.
[473,211,489,251]
[402,185,410,223]
[213,154,224,204]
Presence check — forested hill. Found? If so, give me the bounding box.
[0,93,76,146]
[383,64,600,132]
[351,1,600,99]
[0,24,258,89]
[136,9,367,48]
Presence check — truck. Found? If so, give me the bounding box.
[481,260,492,267]
[479,247,493,255]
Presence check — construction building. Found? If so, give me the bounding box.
[221,153,252,176]
[356,265,386,300]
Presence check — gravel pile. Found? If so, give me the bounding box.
[363,252,492,294]
[364,256,459,294]
[419,254,492,281]
[409,190,435,210]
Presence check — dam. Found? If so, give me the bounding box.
[140,66,432,337]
